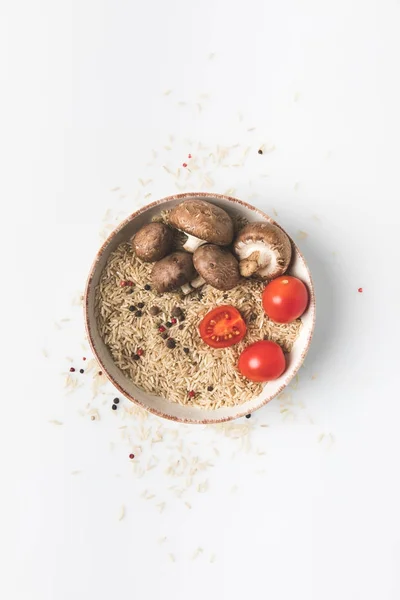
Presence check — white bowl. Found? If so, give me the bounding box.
[84,192,316,423]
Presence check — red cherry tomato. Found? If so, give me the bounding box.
[199,305,247,348]
[238,340,286,382]
[262,276,309,323]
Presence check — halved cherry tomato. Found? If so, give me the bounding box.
[238,340,286,382]
[262,276,309,323]
[199,305,247,348]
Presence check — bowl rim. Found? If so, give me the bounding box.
[84,192,316,424]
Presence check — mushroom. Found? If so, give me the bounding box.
[189,245,241,291]
[168,199,234,253]
[132,222,173,262]
[151,251,196,294]
[234,222,292,279]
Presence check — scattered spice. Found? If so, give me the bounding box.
[112,404,117,411]
[98,371,103,376]
[129,305,136,312]
[120,280,134,287]
[137,348,144,356]
[183,347,190,354]
[188,153,192,158]
[171,318,177,325]
[137,302,145,309]
[114,398,119,404]
[166,321,172,328]
[171,307,183,317]
[128,288,134,294]
[150,306,160,316]
[161,332,169,340]
[133,354,140,361]
[135,310,143,317]
[250,313,257,322]
[358,287,363,293]
[258,148,263,155]
[90,415,96,421]
[182,162,188,167]
[69,367,75,373]
[178,324,185,330]
[82,357,86,361]
[188,390,196,398]
[166,338,176,349]
[129,453,135,459]
[207,385,214,392]
[79,369,84,374]
[144,284,151,291]
[246,414,251,419]
[158,325,166,333]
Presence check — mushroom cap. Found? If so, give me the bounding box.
[193,245,241,291]
[132,222,173,262]
[169,200,234,246]
[234,222,292,279]
[151,251,196,293]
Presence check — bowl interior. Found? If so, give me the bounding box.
[85,193,315,423]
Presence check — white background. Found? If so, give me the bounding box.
[2,1,400,599]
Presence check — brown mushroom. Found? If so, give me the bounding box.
[151,251,196,294]
[168,199,234,253]
[191,245,241,291]
[234,222,292,279]
[132,222,173,262]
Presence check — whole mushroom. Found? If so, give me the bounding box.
[132,222,173,262]
[234,222,292,280]
[168,199,234,253]
[151,251,196,294]
[191,245,241,291]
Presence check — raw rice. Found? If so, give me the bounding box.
[95,215,302,410]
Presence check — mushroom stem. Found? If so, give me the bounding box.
[239,251,261,277]
[180,276,206,295]
[191,276,206,289]
[182,234,207,253]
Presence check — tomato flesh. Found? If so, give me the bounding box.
[238,340,286,382]
[262,276,309,323]
[199,305,247,348]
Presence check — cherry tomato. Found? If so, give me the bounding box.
[199,305,247,348]
[238,340,286,382]
[262,276,309,323]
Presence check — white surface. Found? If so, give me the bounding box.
[2,1,400,599]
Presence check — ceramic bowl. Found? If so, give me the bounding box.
[84,192,316,423]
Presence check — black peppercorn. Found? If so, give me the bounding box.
[137,302,144,309]
[166,338,176,349]
[129,305,136,312]
[79,369,84,374]
[144,284,151,291]
[114,398,119,404]
[112,404,117,411]
[171,306,183,318]
[178,324,185,330]
[166,321,172,328]
[207,385,214,392]
[183,347,190,354]
[135,310,143,317]
[258,149,263,155]
[246,414,251,419]
[161,332,169,340]
[250,313,257,322]
[133,354,140,360]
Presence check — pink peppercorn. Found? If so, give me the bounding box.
[70,367,75,373]
[129,453,135,459]
[137,348,144,356]
[171,318,177,325]
[159,325,166,333]
[358,287,363,293]
[188,390,196,398]
[182,162,188,168]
